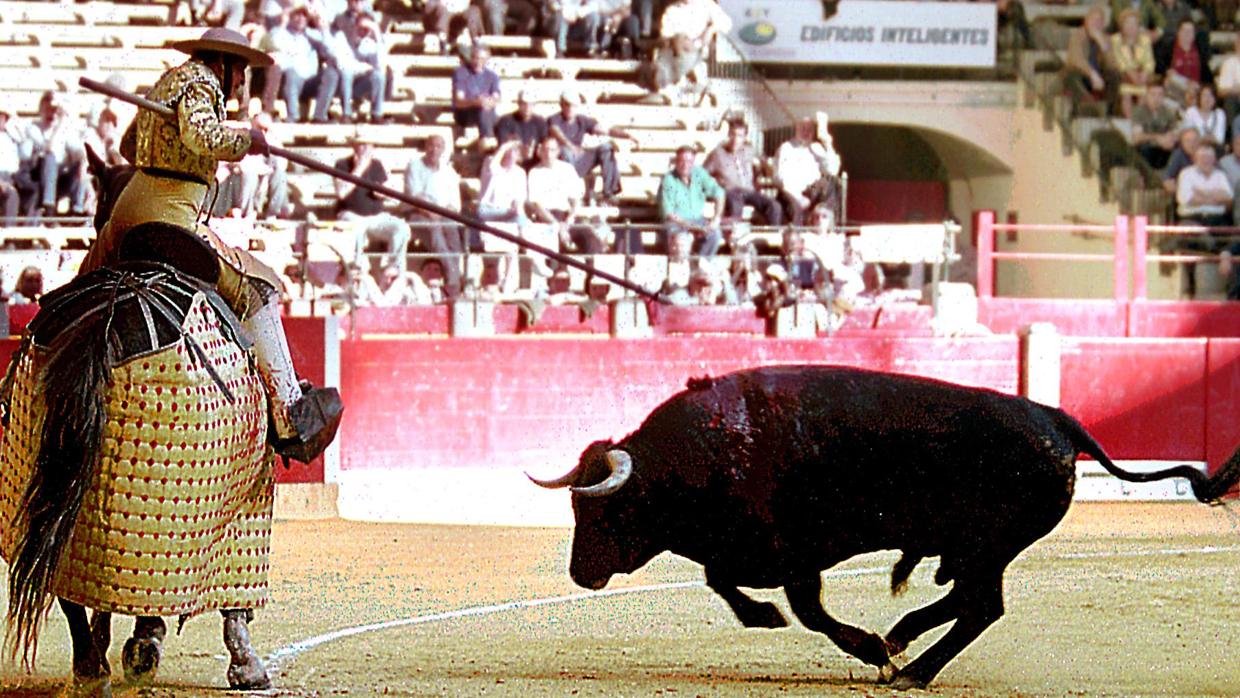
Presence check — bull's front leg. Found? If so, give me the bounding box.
[705,568,788,628]
[784,576,895,676]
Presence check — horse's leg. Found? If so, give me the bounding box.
[121,616,166,683]
[59,599,112,697]
[222,608,271,690]
[89,610,112,676]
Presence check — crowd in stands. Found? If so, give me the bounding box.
[1056,0,1240,296]
[0,0,876,324]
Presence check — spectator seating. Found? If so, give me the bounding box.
[0,0,731,225]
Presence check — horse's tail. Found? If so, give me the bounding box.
[6,323,111,666]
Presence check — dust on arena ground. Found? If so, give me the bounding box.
[0,501,1237,698]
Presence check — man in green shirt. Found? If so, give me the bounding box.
[657,145,723,256]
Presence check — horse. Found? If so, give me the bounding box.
[0,147,276,696]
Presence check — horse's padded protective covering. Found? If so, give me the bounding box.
[0,278,273,617]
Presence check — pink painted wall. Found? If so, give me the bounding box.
[335,336,1020,473]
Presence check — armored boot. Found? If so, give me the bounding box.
[214,239,342,463]
[244,296,343,463]
[121,616,166,683]
[221,609,271,690]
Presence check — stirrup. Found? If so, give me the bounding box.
[272,383,344,463]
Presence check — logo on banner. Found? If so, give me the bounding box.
[739,20,778,45]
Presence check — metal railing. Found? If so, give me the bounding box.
[975,210,1240,300]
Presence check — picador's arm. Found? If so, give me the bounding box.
[179,81,250,162]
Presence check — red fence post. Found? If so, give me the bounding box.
[1132,216,1148,300]
[1113,215,1129,301]
[975,209,995,298]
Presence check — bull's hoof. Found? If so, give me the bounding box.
[736,601,789,629]
[227,655,272,691]
[121,637,162,682]
[889,672,930,691]
[876,662,898,684]
[69,676,113,698]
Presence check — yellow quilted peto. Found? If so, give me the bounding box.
[0,293,273,617]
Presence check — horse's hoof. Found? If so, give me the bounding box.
[69,676,113,698]
[227,655,272,691]
[121,636,162,682]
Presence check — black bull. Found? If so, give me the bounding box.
[532,365,1240,689]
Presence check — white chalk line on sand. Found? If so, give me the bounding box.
[265,544,1240,670]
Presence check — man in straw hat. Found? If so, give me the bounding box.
[0,27,337,693]
[84,26,340,464]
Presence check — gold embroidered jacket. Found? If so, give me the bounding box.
[120,60,251,184]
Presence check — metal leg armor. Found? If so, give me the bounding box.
[217,243,344,464]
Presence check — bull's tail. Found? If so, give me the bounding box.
[1049,407,1240,504]
[6,323,110,666]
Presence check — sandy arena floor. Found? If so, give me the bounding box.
[0,501,1238,697]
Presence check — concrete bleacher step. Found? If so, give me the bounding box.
[285,170,663,208]
[388,53,639,83]
[0,23,203,49]
[0,0,175,26]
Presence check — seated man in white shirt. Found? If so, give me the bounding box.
[646,0,731,104]
[1175,143,1233,297]
[775,115,843,226]
[526,136,606,256]
[1177,143,1234,227]
[404,133,465,295]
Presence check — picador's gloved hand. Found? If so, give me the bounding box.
[247,128,269,157]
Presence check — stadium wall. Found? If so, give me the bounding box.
[6,310,1240,524]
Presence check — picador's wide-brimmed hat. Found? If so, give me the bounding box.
[172,28,273,68]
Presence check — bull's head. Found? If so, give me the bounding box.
[529,440,660,590]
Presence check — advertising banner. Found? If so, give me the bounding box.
[721,0,997,67]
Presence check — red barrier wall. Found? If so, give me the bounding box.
[336,336,1020,473]
[1059,338,1207,461]
[978,298,1129,337]
[1205,339,1240,469]
[281,318,330,483]
[1128,301,1240,338]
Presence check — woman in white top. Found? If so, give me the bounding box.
[476,140,529,293]
[1182,84,1227,150]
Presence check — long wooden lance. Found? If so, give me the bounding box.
[79,76,666,304]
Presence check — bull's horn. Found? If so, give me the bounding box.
[571,450,633,498]
[526,463,582,489]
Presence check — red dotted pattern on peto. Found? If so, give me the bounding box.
[0,293,275,617]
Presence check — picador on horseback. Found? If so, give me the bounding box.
[0,28,343,696]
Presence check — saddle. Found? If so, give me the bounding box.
[14,223,248,404]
